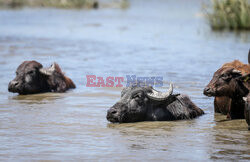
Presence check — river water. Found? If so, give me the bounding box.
[0,0,249,161]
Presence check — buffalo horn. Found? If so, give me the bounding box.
[146,83,173,101]
[232,69,241,74]
[39,63,56,76]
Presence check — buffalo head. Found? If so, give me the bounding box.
[203,67,249,98]
[8,61,49,94]
[8,61,75,95]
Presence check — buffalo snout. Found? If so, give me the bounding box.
[203,86,215,97]
[108,108,118,115]
[8,80,21,92]
[107,108,119,123]
[107,103,126,123]
[203,87,213,96]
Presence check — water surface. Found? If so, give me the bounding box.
[0,0,250,161]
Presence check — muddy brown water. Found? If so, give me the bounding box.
[0,0,250,161]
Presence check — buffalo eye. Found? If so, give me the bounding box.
[27,70,36,75]
[132,92,144,105]
[221,74,231,82]
[132,93,142,99]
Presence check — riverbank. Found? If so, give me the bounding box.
[0,0,129,9]
[205,0,250,30]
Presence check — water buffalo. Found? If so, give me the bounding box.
[243,94,250,130]
[214,96,232,115]
[204,60,250,119]
[8,61,76,95]
[210,60,250,115]
[107,84,204,123]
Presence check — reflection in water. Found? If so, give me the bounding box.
[211,115,250,160]
[11,93,64,102]
[0,0,249,161]
[6,93,66,108]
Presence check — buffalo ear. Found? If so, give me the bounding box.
[39,63,56,76]
[237,73,250,82]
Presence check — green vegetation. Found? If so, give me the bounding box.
[205,0,250,30]
[0,0,98,9]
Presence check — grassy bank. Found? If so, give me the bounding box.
[0,0,129,9]
[205,0,250,30]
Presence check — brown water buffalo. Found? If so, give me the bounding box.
[204,60,250,119]
[214,96,231,115]
[243,94,250,130]
[8,61,76,95]
[213,59,250,115]
[107,84,204,123]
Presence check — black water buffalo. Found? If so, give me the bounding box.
[243,94,250,130]
[107,84,204,123]
[8,61,76,95]
[204,61,250,119]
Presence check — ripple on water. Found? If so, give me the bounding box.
[0,0,250,161]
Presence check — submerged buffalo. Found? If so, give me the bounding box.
[207,60,250,115]
[107,84,204,123]
[8,61,76,95]
[243,94,250,130]
[204,60,250,119]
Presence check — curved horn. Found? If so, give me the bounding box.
[146,83,173,101]
[232,69,241,74]
[39,63,56,76]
